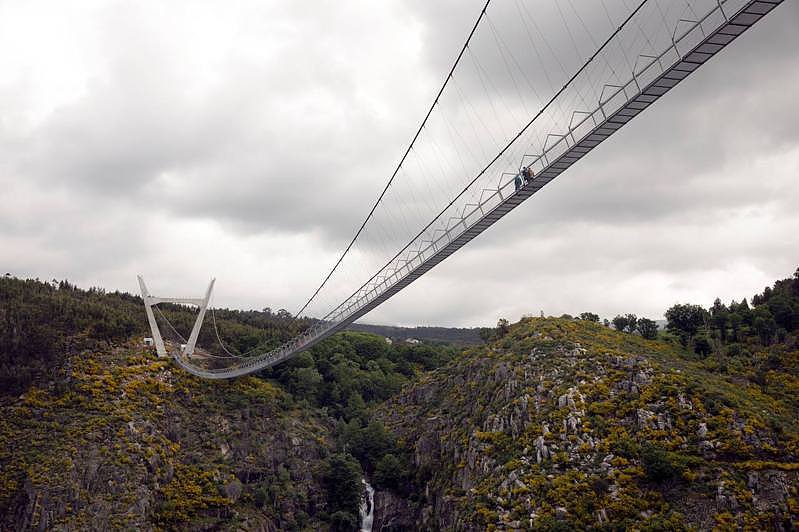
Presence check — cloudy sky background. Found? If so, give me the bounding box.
[1,0,797,327]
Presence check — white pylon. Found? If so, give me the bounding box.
[137,276,215,358]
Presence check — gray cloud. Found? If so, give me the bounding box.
[0,0,797,327]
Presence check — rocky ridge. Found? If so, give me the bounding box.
[375,318,798,530]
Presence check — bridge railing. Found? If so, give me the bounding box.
[171,0,780,379]
[280,0,750,344]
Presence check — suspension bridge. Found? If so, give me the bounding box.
[140,0,787,379]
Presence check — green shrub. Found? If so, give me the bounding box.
[373,453,410,490]
[641,444,678,482]
[330,510,359,531]
[322,453,363,519]
[693,335,712,357]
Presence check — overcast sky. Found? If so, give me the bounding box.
[1,0,797,327]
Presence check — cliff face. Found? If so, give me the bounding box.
[376,318,799,530]
[0,343,334,531]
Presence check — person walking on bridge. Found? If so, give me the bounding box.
[522,165,534,184]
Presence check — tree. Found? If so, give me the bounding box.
[710,298,729,343]
[637,318,658,340]
[763,286,773,302]
[343,392,368,423]
[330,511,359,531]
[345,421,395,471]
[346,332,390,361]
[579,312,600,322]
[321,453,364,527]
[478,328,494,343]
[496,318,510,337]
[290,367,323,400]
[767,295,797,331]
[275,308,293,320]
[738,298,753,326]
[665,304,708,347]
[373,453,409,490]
[624,314,638,333]
[612,315,629,332]
[753,307,778,345]
[693,335,712,357]
[728,312,742,342]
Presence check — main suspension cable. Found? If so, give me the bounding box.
[293,0,492,319]
[325,0,651,318]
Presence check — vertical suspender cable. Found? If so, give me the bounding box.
[293,0,492,319]
[327,0,651,312]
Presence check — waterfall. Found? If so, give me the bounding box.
[359,478,375,532]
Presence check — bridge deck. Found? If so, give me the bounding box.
[173,0,785,379]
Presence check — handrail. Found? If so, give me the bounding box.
[171,0,782,379]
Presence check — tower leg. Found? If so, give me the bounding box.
[137,275,167,357]
[184,279,215,357]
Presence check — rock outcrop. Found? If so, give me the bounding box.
[375,318,799,530]
[1,345,334,531]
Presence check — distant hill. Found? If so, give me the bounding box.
[348,322,483,346]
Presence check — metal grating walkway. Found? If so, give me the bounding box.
[172,0,786,379]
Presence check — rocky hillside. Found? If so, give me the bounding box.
[2,272,798,530]
[375,318,798,530]
[0,342,335,530]
[0,276,455,531]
